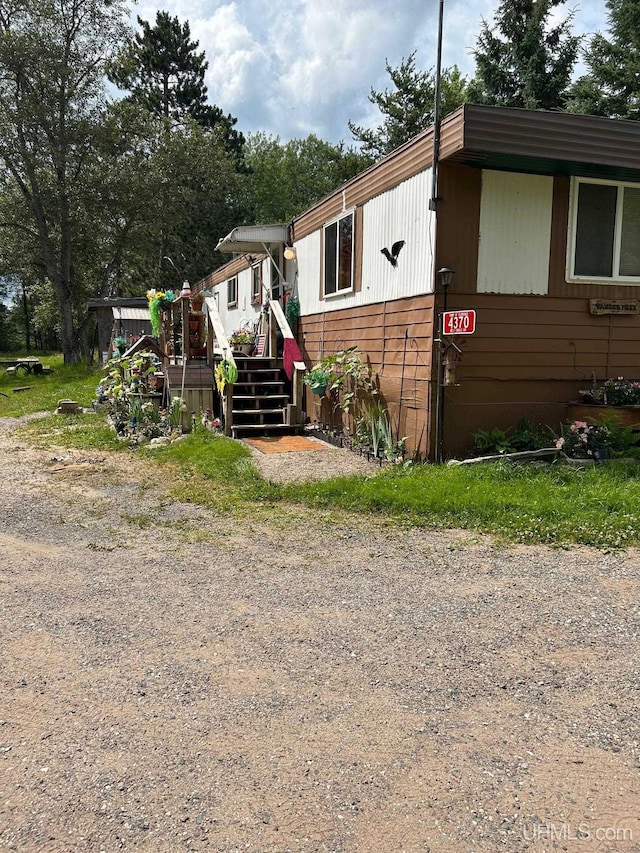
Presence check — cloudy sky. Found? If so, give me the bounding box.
[134,0,610,145]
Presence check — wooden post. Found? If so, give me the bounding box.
[181,296,189,363]
[268,305,277,359]
[224,383,233,437]
[291,367,304,426]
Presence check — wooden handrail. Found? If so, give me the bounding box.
[269,300,306,423]
[203,295,237,435]
[203,296,235,367]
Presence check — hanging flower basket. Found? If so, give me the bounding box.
[304,366,331,396]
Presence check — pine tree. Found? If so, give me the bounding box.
[468,0,580,110]
[568,0,640,119]
[110,11,244,160]
[349,53,468,159]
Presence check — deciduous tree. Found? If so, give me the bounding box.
[0,0,129,362]
[242,134,373,223]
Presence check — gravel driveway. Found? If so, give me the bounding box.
[1,416,639,852]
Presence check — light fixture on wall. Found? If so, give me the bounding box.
[437,267,455,295]
[435,267,456,465]
[284,246,296,261]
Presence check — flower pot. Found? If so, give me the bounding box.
[310,383,327,395]
[233,343,252,355]
[568,403,640,428]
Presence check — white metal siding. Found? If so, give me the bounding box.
[477,170,553,295]
[215,262,264,335]
[298,169,435,316]
[296,231,321,316]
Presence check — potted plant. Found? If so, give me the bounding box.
[555,419,611,462]
[304,365,331,395]
[229,329,254,354]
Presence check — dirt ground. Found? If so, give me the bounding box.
[1,415,639,853]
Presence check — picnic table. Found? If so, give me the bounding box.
[0,357,47,375]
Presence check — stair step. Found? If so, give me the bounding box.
[232,423,296,438]
[234,381,285,389]
[232,357,277,365]
[234,394,288,401]
[225,356,294,439]
[236,372,282,381]
[232,408,286,416]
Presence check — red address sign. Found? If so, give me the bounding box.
[442,309,476,335]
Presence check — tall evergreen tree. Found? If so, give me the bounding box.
[468,0,580,110]
[110,11,244,161]
[568,0,640,119]
[349,53,468,159]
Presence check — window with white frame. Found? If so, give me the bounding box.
[227,276,237,307]
[251,264,261,304]
[324,211,354,296]
[569,177,640,282]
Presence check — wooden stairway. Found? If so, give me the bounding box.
[230,356,296,439]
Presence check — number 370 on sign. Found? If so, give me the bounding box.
[442,309,476,335]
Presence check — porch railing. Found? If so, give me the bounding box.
[269,299,306,425]
[203,295,236,436]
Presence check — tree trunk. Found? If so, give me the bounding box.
[21,281,31,352]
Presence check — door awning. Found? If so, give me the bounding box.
[112,306,151,322]
[215,224,290,254]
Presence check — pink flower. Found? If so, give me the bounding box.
[555,437,565,449]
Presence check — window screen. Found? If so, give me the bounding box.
[574,182,616,277]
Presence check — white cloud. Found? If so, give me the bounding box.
[133,0,610,143]
[197,4,270,105]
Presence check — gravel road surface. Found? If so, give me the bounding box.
[1,416,639,852]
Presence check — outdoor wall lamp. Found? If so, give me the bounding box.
[437,267,455,290]
[435,267,456,464]
[284,246,296,261]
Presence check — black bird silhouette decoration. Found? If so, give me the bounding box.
[381,240,405,267]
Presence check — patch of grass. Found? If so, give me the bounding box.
[283,460,640,549]
[17,413,125,451]
[0,353,100,417]
[146,431,281,513]
[9,356,640,550]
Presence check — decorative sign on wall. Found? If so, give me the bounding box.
[589,298,640,315]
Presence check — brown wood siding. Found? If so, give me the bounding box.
[298,294,435,457]
[440,291,640,456]
[439,108,465,160]
[436,162,482,294]
[196,255,262,290]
